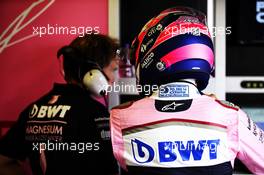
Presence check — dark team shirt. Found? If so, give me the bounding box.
[0,83,118,175]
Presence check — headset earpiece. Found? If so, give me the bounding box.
[80,60,109,96]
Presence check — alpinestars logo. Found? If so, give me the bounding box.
[161,102,184,111]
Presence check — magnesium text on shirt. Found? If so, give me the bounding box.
[26,104,71,141]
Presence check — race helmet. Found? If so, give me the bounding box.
[130,7,214,91]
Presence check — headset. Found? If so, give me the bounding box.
[81,60,109,96]
[57,46,109,97]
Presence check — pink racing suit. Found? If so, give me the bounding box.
[110,82,264,175]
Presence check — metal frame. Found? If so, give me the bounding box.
[214,0,226,100]
[108,0,120,109]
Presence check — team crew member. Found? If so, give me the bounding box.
[0,33,119,175]
[110,7,264,175]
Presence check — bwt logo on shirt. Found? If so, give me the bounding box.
[29,104,71,118]
[131,139,220,164]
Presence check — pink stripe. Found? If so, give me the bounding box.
[160,44,214,67]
